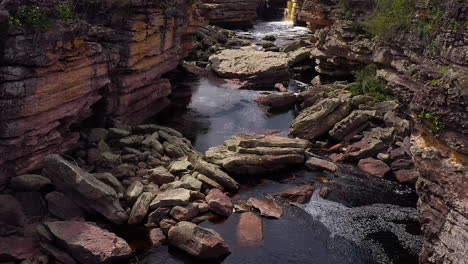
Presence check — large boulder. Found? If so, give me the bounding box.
[44,221,131,264]
[273,185,315,204]
[209,49,290,87]
[290,90,352,140]
[205,134,309,175]
[168,221,231,259]
[42,155,128,225]
[9,174,52,192]
[247,198,282,219]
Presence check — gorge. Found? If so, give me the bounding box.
[0,0,467,264]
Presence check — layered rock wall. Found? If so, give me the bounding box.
[0,0,204,179]
[293,0,468,262]
[196,0,262,27]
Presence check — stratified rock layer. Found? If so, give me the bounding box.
[196,0,261,27]
[0,0,204,178]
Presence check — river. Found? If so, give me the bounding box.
[137,21,421,264]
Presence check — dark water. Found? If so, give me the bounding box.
[142,22,421,264]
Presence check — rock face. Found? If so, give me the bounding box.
[196,0,261,27]
[42,155,128,225]
[44,221,131,264]
[206,133,309,175]
[411,133,468,264]
[168,221,231,259]
[0,0,204,178]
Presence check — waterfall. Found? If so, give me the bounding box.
[284,0,297,21]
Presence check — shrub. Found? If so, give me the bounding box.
[438,66,449,74]
[8,5,49,31]
[56,1,78,22]
[419,109,445,131]
[347,64,391,101]
[362,0,415,39]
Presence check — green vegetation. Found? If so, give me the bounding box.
[8,5,49,32]
[362,0,415,39]
[438,66,450,74]
[419,109,445,131]
[56,1,78,22]
[347,64,391,101]
[429,79,442,86]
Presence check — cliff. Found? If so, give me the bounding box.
[293,0,467,263]
[0,0,205,181]
[196,0,261,27]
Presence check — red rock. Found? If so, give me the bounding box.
[237,212,263,247]
[273,185,315,204]
[148,228,167,247]
[394,169,420,184]
[205,189,233,217]
[247,198,283,219]
[44,221,131,264]
[358,158,391,177]
[0,236,40,261]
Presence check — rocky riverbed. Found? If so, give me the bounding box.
[1,0,467,263]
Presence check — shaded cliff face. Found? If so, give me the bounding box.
[196,0,261,27]
[0,0,204,179]
[293,0,467,263]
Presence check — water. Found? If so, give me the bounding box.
[236,21,312,47]
[157,76,295,153]
[141,21,421,264]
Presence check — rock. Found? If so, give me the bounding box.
[149,228,167,247]
[169,158,193,175]
[99,152,122,167]
[147,207,171,225]
[150,188,192,209]
[261,40,276,49]
[42,155,127,225]
[97,140,112,153]
[147,167,176,185]
[305,157,338,172]
[274,83,287,92]
[394,169,420,184]
[125,181,144,203]
[189,155,239,191]
[262,35,276,41]
[391,159,414,171]
[389,147,407,160]
[170,203,199,221]
[88,128,108,143]
[290,96,352,140]
[319,186,332,198]
[44,221,131,264]
[0,195,26,236]
[108,128,131,138]
[181,176,203,191]
[164,180,192,191]
[128,192,157,225]
[168,221,231,259]
[247,198,282,219]
[209,49,290,87]
[281,40,306,52]
[329,110,374,141]
[311,75,321,86]
[159,219,177,235]
[205,189,233,217]
[205,134,309,175]
[347,127,395,160]
[273,185,315,203]
[9,174,51,192]
[45,192,85,221]
[194,172,224,191]
[0,236,40,261]
[384,111,410,138]
[93,173,125,194]
[287,47,312,65]
[39,241,77,264]
[351,95,375,107]
[237,212,263,247]
[377,153,390,161]
[255,92,297,108]
[358,158,391,177]
[118,135,145,147]
[14,192,47,221]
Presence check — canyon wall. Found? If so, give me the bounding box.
[294,0,468,263]
[0,0,205,181]
[196,0,262,27]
